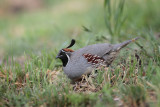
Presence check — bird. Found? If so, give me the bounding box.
[56,37,139,80]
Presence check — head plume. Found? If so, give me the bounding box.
[66,39,75,48]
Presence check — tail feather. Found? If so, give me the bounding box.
[113,37,139,51]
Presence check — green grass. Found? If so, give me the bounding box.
[0,0,160,106]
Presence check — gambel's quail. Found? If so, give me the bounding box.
[56,38,139,80]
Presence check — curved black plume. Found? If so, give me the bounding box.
[66,39,75,48]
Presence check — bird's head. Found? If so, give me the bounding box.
[56,39,75,67]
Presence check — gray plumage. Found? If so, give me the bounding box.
[56,37,139,80]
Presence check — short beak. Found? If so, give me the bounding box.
[56,55,59,59]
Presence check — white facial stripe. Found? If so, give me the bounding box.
[61,50,65,52]
[66,54,70,65]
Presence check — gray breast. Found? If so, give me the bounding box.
[63,55,92,79]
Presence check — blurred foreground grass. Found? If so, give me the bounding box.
[0,0,160,106]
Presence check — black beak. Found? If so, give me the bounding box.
[56,55,59,59]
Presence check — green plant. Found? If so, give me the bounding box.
[104,0,126,42]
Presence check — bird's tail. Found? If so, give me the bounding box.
[112,37,139,51]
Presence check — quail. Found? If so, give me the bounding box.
[56,37,139,80]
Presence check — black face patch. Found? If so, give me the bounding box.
[56,50,72,67]
[56,50,68,67]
